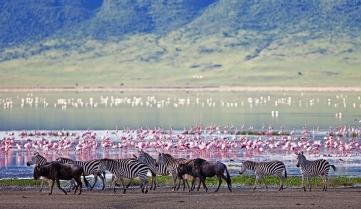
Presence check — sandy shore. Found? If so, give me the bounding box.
[0,187,360,209]
[1,86,361,92]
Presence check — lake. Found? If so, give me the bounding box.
[0,91,361,179]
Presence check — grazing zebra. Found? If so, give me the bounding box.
[157,153,191,191]
[135,150,169,190]
[99,158,149,194]
[296,152,336,192]
[56,157,106,190]
[26,152,51,192]
[239,160,287,191]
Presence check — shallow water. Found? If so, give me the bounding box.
[1,91,361,178]
[1,130,360,178]
[1,91,361,130]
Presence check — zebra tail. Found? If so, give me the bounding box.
[83,172,90,188]
[284,167,287,179]
[330,164,336,171]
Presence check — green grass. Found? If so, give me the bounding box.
[2,176,360,188]
[0,34,360,88]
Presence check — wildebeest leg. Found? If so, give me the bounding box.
[74,177,83,195]
[189,177,196,192]
[56,180,67,195]
[197,178,202,191]
[215,176,222,192]
[112,175,122,193]
[49,180,55,195]
[201,177,208,192]
[221,174,232,192]
[183,178,190,191]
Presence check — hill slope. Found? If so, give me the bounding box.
[0,0,360,88]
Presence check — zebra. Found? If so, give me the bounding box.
[157,153,191,191]
[26,152,51,192]
[135,150,169,190]
[99,158,149,194]
[56,157,106,190]
[296,152,336,192]
[239,160,287,191]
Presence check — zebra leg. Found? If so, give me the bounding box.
[307,177,311,192]
[141,177,148,194]
[150,173,156,190]
[49,180,55,195]
[263,178,268,190]
[253,176,260,191]
[56,180,67,195]
[125,178,133,189]
[325,175,329,191]
[90,174,98,190]
[39,179,44,192]
[98,173,106,190]
[278,175,284,191]
[301,175,306,192]
[321,175,328,191]
[171,172,177,191]
[153,174,157,190]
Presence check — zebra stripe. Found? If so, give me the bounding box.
[296,152,336,192]
[136,150,168,190]
[26,152,50,192]
[26,152,48,166]
[56,157,105,190]
[239,160,287,191]
[99,158,149,194]
[157,153,190,191]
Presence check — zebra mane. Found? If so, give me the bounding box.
[161,153,174,159]
[139,150,156,162]
[242,160,257,171]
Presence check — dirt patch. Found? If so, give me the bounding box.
[0,187,360,209]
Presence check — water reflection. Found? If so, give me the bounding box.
[1,129,360,178]
[1,91,361,130]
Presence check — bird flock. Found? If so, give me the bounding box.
[1,126,360,159]
[1,93,361,120]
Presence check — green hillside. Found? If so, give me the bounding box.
[0,0,360,88]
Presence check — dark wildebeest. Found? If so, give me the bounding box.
[177,158,232,192]
[33,162,89,195]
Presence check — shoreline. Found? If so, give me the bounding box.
[1,86,361,92]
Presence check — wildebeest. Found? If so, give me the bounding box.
[33,162,89,195]
[177,158,232,192]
